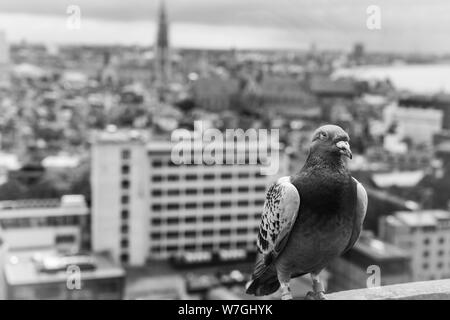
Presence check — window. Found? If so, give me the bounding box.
[238,186,249,192]
[168,175,179,181]
[237,228,247,235]
[121,149,130,160]
[120,254,129,263]
[423,238,430,245]
[167,245,178,252]
[185,216,196,223]
[202,215,214,222]
[203,202,214,209]
[219,242,230,249]
[220,215,232,222]
[121,195,129,204]
[203,188,215,194]
[238,200,249,207]
[151,233,161,240]
[121,225,129,233]
[152,160,163,167]
[168,189,180,196]
[204,174,215,180]
[202,243,213,250]
[220,173,232,179]
[121,180,130,189]
[186,189,197,195]
[168,203,180,210]
[121,239,129,248]
[151,218,162,225]
[423,263,429,270]
[121,210,129,219]
[423,251,429,258]
[220,229,231,235]
[220,201,231,208]
[438,262,444,269]
[184,244,196,251]
[186,202,197,209]
[255,185,266,192]
[152,175,163,182]
[238,172,249,179]
[167,232,178,239]
[152,190,162,196]
[55,234,75,243]
[185,231,196,238]
[202,229,214,236]
[438,250,444,256]
[221,187,232,194]
[439,237,445,244]
[254,199,265,206]
[151,204,162,211]
[167,217,179,224]
[237,214,247,221]
[121,165,130,174]
[185,174,197,181]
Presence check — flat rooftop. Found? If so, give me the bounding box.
[4,250,125,286]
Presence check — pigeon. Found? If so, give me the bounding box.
[246,124,368,300]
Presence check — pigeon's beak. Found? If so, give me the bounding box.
[336,141,352,159]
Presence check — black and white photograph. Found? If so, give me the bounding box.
[0,0,450,305]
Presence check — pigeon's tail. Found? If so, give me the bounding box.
[245,254,280,296]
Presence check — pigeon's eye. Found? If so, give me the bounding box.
[318,132,327,140]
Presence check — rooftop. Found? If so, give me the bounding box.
[392,210,450,227]
[4,250,125,286]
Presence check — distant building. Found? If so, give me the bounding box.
[191,76,239,111]
[379,210,450,281]
[2,250,125,299]
[154,0,171,101]
[0,30,10,88]
[0,195,89,252]
[91,129,288,266]
[327,233,411,292]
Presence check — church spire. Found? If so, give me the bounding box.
[155,0,170,101]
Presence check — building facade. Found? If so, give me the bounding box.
[379,210,450,281]
[91,129,288,266]
[0,195,89,252]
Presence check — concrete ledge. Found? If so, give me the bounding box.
[327,280,450,300]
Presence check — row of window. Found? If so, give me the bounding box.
[0,215,84,229]
[150,241,254,253]
[151,171,264,182]
[151,213,261,225]
[150,227,256,240]
[120,150,131,264]
[422,261,450,270]
[151,200,265,211]
[150,185,266,196]
[151,156,270,168]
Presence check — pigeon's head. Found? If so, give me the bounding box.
[310,125,352,160]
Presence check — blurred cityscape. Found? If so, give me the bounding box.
[1,1,450,300]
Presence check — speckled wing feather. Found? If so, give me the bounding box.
[257,176,301,261]
[342,178,368,253]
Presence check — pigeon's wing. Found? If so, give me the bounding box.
[257,176,300,262]
[343,178,368,253]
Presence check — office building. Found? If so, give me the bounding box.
[0,30,10,88]
[91,129,288,266]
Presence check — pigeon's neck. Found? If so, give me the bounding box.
[303,152,347,173]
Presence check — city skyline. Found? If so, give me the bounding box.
[1,0,450,53]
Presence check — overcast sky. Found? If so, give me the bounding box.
[0,0,449,53]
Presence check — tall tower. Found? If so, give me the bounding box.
[154,1,170,101]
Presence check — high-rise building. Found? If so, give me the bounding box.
[379,210,450,281]
[0,30,10,88]
[154,1,170,101]
[91,129,288,266]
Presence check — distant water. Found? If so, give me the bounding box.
[333,64,450,94]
